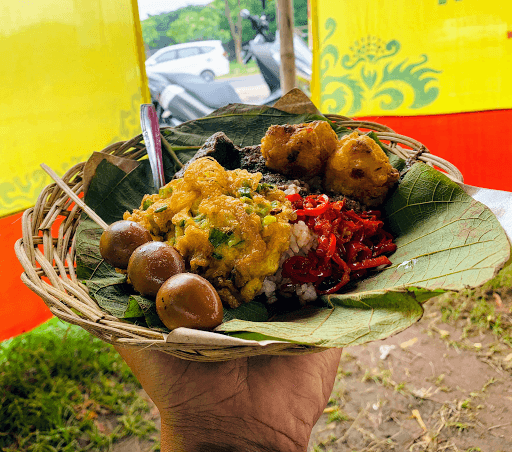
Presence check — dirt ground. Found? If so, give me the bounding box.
[308,290,512,452]
[111,287,512,452]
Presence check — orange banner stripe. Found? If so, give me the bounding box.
[0,212,52,341]
[357,109,512,192]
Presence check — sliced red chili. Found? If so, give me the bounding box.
[315,235,330,259]
[331,199,345,211]
[362,220,384,236]
[286,193,302,202]
[350,269,367,280]
[282,255,318,283]
[342,220,360,233]
[348,255,392,271]
[307,250,319,266]
[323,208,337,221]
[316,221,332,236]
[346,242,372,263]
[317,259,350,295]
[332,250,345,267]
[326,233,337,259]
[283,193,396,297]
[363,210,381,220]
[311,261,332,279]
[345,210,363,222]
[372,241,397,257]
[296,194,329,216]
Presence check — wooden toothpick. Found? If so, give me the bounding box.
[41,163,108,231]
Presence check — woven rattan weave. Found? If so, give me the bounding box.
[15,118,463,362]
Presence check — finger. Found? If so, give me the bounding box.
[318,347,342,398]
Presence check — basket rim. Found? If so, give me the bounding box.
[15,115,464,361]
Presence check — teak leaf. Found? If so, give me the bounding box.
[217,290,424,347]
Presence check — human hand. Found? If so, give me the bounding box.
[115,345,342,452]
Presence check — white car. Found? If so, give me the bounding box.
[145,40,230,82]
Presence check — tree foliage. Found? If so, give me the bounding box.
[140,0,308,57]
[167,7,230,44]
[141,10,182,48]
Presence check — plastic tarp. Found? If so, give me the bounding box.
[0,0,149,340]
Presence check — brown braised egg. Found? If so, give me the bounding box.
[156,273,223,331]
[99,220,152,269]
[127,241,185,297]
[324,131,400,206]
[260,120,338,177]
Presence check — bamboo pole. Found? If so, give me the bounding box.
[276,0,296,94]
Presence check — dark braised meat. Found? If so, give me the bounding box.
[174,132,241,179]
[239,144,310,195]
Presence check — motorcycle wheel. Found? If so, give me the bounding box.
[200,70,215,82]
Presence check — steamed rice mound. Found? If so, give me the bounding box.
[124,157,295,308]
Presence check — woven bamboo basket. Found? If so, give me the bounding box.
[15,116,464,362]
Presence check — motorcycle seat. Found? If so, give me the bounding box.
[153,72,241,109]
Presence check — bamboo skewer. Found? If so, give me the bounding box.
[40,163,108,231]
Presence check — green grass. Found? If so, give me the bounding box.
[326,408,350,423]
[218,60,259,79]
[435,257,512,348]
[0,318,158,451]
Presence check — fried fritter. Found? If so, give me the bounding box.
[324,132,400,206]
[260,121,338,177]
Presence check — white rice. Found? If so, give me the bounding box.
[283,183,301,196]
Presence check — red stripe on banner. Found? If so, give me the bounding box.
[0,212,53,341]
[357,109,512,192]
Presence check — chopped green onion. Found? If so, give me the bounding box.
[209,228,232,247]
[256,183,275,193]
[142,199,154,210]
[159,186,173,197]
[257,203,271,216]
[179,219,186,227]
[212,252,223,260]
[262,215,277,226]
[227,236,244,247]
[237,186,252,199]
[154,205,167,213]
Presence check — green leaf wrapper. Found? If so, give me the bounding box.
[76,103,510,346]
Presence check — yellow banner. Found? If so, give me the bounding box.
[311,0,512,117]
[0,0,149,217]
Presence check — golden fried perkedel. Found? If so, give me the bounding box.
[260,121,338,177]
[324,132,400,206]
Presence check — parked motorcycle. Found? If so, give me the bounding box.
[240,8,312,105]
[147,9,312,124]
[147,70,242,125]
